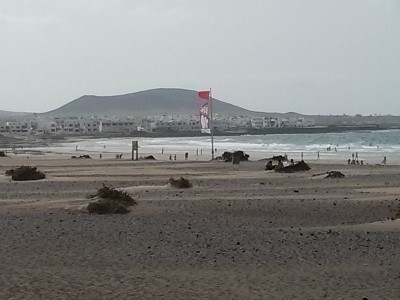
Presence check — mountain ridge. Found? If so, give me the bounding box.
[2,89,400,127]
[42,88,274,117]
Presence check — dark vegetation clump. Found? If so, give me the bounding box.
[220,151,249,162]
[312,170,346,178]
[71,155,91,159]
[143,155,156,160]
[0,151,6,157]
[168,177,192,188]
[5,169,14,176]
[325,171,345,179]
[87,185,137,214]
[275,161,311,173]
[395,205,400,220]
[5,166,46,181]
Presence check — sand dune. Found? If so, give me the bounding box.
[0,157,399,299]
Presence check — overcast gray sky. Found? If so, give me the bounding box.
[1,0,399,115]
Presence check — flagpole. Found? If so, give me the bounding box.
[210,88,214,160]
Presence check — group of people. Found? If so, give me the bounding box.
[347,158,364,165]
[346,153,388,165]
[347,152,363,165]
[163,148,202,158]
[166,152,190,161]
[265,157,294,171]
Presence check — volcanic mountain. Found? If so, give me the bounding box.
[42,88,269,117]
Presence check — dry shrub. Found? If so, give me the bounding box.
[168,177,192,188]
[71,155,92,159]
[275,161,311,173]
[87,199,130,214]
[5,169,14,176]
[395,206,400,219]
[96,185,136,206]
[325,171,345,178]
[221,151,250,162]
[87,185,137,214]
[5,166,46,181]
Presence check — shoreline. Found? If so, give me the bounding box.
[1,124,397,144]
[2,128,399,167]
[1,142,396,166]
[0,149,395,166]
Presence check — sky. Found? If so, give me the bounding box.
[1,0,399,115]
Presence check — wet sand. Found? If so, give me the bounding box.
[0,157,399,299]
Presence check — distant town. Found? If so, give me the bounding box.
[1,113,399,138]
[0,114,316,136]
[1,89,400,138]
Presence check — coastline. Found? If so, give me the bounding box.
[1,124,396,145]
[2,128,398,165]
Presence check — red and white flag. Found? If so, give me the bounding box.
[199,102,210,134]
[198,91,210,101]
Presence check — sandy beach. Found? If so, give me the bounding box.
[1,155,399,299]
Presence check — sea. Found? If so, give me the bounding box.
[24,129,400,164]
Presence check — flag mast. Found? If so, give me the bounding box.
[209,88,214,160]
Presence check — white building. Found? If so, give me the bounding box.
[250,117,281,129]
[153,118,200,132]
[0,121,32,135]
[34,121,57,134]
[80,119,99,134]
[99,120,140,133]
[54,118,82,134]
[281,117,315,128]
[0,122,8,134]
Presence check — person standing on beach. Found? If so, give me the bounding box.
[161,148,164,154]
[382,156,387,165]
[169,154,172,160]
[276,159,284,169]
[317,151,320,160]
[196,149,199,156]
[185,152,188,160]
[174,154,177,161]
